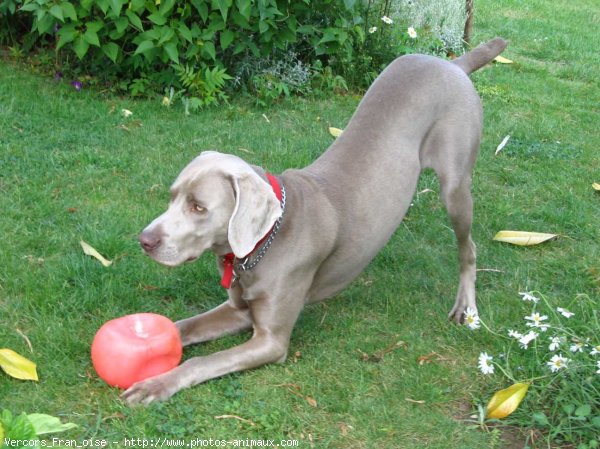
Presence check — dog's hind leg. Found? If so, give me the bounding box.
[440,174,478,323]
[423,124,479,323]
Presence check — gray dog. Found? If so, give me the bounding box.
[123,38,508,405]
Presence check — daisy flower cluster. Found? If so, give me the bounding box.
[464,291,599,377]
[367,16,418,41]
[466,291,599,444]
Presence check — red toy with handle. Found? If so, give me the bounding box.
[91,313,182,389]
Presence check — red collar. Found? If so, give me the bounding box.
[221,173,283,289]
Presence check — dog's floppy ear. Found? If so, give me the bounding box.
[228,172,282,258]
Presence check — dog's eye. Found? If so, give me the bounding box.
[192,203,206,214]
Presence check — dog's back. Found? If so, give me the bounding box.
[301,39,508,302]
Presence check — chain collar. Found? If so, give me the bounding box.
[236,182,286,273]
[220,175,286,289]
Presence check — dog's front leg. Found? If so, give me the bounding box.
[176,285,252,346]
[121,292,304,405]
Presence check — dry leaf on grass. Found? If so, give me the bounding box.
[494,55,514,64]
[274,383,318,407]
[214,415,256,426]
[417,352,438,365]
[0,348,38,381]
[358,339,407,363]
[329,127,343,137]
[16,329,33,353]
[337,422,353,436]
[486,383,529,419]
[493,230,558,246]
[305,396,318,407]
[495,135,511,155]
[80,240,112,267]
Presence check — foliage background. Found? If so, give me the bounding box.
[1,0,466,102]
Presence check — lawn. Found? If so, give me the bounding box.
[1,0,598,447]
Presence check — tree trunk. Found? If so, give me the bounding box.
[463,0,474,44]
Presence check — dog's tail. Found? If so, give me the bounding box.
[452,37,508,75]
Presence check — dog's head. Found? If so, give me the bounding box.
[139,151,282,266]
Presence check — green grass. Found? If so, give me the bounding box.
[1,0,598,447]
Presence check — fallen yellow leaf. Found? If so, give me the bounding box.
[329,127,343,137]
[486,382,529,419]
[493,230,557,246]
[494,55,513,64]
[0,348,39,381]
[80,240,112,267]
[592,182,600,191]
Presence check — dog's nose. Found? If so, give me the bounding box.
[139,231,160,252]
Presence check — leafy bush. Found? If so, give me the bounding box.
[7,0,364,95]
[2,0,466,103]
[0,0,30,45]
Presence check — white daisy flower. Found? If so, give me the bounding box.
[478,352,494,375]
[596,361,600,374]
[590,344,600,356]
[547,354,569,373]
[570,341,585,353]
[407,27,417,39]
[548,336,564,351]
[556,307,574,318]
[368,26,377,34]
[508,329,523,339]
[525,312,549,331]
[463,307,480,330]
[381,16,393,24]
[121,108,133,118]
[519,330,538,349]
[519,291,540,303]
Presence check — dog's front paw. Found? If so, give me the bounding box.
[120,374,176,406]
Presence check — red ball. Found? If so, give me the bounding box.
[91,313,182,389]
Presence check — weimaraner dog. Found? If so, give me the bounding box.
[123,38,508,405]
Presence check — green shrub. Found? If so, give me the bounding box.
[9,0,365,95]
[2,0,465,102]
[0,0,30,45]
